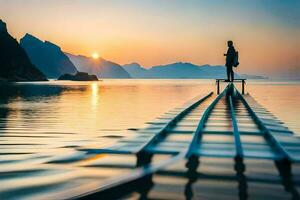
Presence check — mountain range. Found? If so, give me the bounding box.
[20,33,264,80]
[0,20,47,81]
[66,53,131,79]
[0,19,267,81]
[20,34,77,78]
[123,62,244,79]
[19,33,131,79]
[122,63,149,78]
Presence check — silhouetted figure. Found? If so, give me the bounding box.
[224,40,238,82]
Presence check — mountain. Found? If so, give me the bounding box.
[122,63,148,78]
[20,34,77,78]
[0,20,47,81]
[123,62,239,79]
[147,63,233,79]
[66,53,131,79]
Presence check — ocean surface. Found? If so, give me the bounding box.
[0,80,299,139]
[0,79,299,199]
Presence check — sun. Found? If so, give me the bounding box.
[92,52,99,59]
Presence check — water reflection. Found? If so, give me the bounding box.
[184,156,199,200]
[235,157,247,200]
[130,157,297,200]
[275,160,300,199]
[0,80,214,144]
[247,82,300,135]
[0,80,214,198]
[0,83,64,103]
[0,83,65,131]
[91,82,99,107]
[0,80,299,199]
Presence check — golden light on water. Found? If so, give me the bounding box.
[92,52,99,59]
[91,82,99,106]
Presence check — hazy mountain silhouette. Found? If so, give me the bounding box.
[123,63,149,78]
[0,20,47,81]
[66,53,131,79]
[123,62,240,79]
[20,34,77,78]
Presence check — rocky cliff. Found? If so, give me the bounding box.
[0,20,47,81]
[20,34,77,78]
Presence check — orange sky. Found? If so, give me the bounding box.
[0,0,299,77]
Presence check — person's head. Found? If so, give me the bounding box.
[227,40,233,47]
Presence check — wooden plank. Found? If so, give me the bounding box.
[229,95,243,158]
[236,89,292,161]
[140,92,213,153]
[186,86,230,158]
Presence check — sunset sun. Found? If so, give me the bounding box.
[92,52,99,59]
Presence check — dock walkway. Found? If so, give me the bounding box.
[73,83,300,199]
[0,83,299,199]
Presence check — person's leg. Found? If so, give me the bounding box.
[231,66,234,81]
[226,66,230,81]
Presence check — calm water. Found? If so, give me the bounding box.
[0,79,299,144]
[0,80,212,141]
[247,81,300,134]
[0,79,299,199]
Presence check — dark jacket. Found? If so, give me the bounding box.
[225,46,236,67]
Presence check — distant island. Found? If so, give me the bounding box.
[58,72,98,81]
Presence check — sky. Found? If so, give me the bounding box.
[0,0,299,77]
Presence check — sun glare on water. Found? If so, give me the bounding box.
[92,53,99,59]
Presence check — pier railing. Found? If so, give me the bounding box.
[216,79,246,94]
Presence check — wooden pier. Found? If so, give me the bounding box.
[73,83,300,199]
[216,78,246,94]
[0,83,299,199]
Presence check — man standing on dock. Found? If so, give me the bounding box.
[224,40,238,82]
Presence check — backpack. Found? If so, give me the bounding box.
[233,51,239,67]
